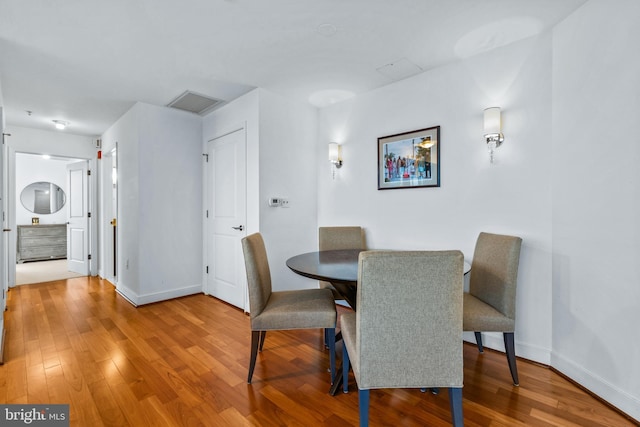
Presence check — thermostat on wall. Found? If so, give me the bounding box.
[268,197,282,207]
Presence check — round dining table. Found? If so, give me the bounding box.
[286,249,471,310]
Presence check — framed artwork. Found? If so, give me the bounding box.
[378,126,440,190]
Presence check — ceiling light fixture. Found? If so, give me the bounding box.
[52,120,69,130]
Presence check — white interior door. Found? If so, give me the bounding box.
[67,160,89,275]
[206,128,246,309]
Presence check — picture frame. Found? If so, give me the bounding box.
[378,126,440,190]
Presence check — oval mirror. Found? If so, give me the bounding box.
[20,182,67,215]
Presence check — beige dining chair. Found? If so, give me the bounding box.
[341,250,465,427]
[241,233,337,384]
[463,232,523,386]
[318,226,366,300]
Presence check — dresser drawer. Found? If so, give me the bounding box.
[19,226,66,238]
[17,224,67,263]
[19,245,67,260]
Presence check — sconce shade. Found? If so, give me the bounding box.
[328,142,341,164]
[483,107,504,164]
[484,107,501,134]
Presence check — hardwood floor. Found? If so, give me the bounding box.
[0,277,635,426]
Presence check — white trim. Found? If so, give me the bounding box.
[116,283,202,306]
[115,286,138,307]
[551,351,640,422]
[463,331,551,365]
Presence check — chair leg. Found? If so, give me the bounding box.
[327,328,336,384]
[448,387,464,427]
[474,332,484,353]
[258,330,267,352]
[503,332,519,386]
[342,343,350,393]
[248,330,261,384]
[358,388,370,427]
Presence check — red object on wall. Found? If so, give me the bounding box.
[98,150,102,159]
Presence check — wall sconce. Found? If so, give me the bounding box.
[328,142,342,178]
[53,120,69,130]
[483,107,504,163]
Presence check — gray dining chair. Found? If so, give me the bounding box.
[318,226,365,300]
[463,232,523,386]
[341,250,465,427]
[241,232,337,384]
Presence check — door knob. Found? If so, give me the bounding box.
[232,225,244,231]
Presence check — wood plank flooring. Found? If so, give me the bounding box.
[0,277,636,426]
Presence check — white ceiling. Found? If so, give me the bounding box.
[0,0,586,136]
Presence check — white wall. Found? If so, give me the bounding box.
[258,89,319,291]
[318,34,554,364]
[137,103,203,302]
[552,0,640,420]
[101,107,139,295]
[101,102,203,305]
[5,126,96,159]
[15,154,71,225]
[202,88,319,303]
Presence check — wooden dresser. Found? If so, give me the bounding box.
[17,224,67,263]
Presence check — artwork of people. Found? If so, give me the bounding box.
[378,127,440,189]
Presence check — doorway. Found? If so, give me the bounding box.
[13,152,90,286]
[101,147,117,285]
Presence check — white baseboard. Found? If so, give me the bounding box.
[115,284,138,306]
[462,331,551,365]
[551,351,640,423]
[115,283,202,306]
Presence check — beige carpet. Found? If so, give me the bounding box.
[15,259,86,285]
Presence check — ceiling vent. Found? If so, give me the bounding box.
[167,91,224,115]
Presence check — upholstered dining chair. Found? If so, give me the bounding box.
[241,232,337,384]
[318,226,365,300]
[341,250,465,427]
[463,232,522,386]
